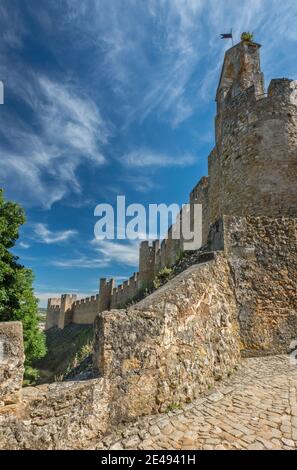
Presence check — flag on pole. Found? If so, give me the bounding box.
[220,30,233,45]
[220,33,232,39]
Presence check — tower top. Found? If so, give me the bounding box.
[216,39,264,108]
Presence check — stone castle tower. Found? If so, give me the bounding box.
[190,38,297,245]
[3,37,296,450]
[46,38,297,330]
[208,39,297,225]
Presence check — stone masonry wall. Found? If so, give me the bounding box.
[0,378,111,449]
[0,322,24,408]
[1,252,241,448]
[93,252,241,425]
[2,215,296,447]
[72,295,100,325]
[45,40,297,332]
[190,176,209,246]
[0,322,111,450]
[110,273,139,308]
[45,298,61,330]
[220,216,297,355]
[210,80,297,226]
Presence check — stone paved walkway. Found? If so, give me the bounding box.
[98,355,297,450]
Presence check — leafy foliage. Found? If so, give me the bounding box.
[0,189,46,375]
[153,267,172,289]
[164,402,182,414]
[241,32,254,42]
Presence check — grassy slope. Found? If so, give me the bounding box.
[34,324,94,384]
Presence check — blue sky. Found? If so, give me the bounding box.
[1,0,297,307]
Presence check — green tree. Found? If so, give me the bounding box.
[0,189,46,376]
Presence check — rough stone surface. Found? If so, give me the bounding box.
[222,216,297,354]
[0,322,24,408]
[94,252,240,423]
[0,378,111,449]
[97,356,297,450]
[2,39,297,451]
[45,40,297,331]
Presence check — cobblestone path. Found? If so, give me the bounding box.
[98,355,297,450]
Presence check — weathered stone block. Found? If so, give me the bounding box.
[0,376,111,449]
[94,252,241,424]
[212,216,297,354]
[0,322,24,407]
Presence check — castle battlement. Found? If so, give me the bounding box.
[46,38,297,331]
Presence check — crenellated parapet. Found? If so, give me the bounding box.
[45,297,61,330]
[72,294,100,325]
[46,293,100,330]
[139,240,157,289]
[58,294,77,330]
[110,272,139,308]
[46,38,297,333]
[211,75,297,226]
[98,278,115,312]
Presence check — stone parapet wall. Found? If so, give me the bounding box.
[0,252,242,448]
[110,273,139,308]
[45,42,297,338]
[72,295,100,325]
[93,252,241,424]
[0,322,24,409]
[219,216,297,355]
[2,215,297,448]
[0,377,111,449]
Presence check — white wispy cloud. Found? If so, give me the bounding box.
[50,239,139,268]
[51,256,109,269]
[119,175,157,193]
[121,149,196,168]
[2,0,297,211]
[0,73,110,208]
[34,223,77,244]
[91,239,139,267]
[62,0,297,127]
[18,242,30,249]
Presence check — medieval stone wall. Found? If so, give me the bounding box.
[45,40,297,331]
[220,216,297,355]
[2,215,297,448]
[0,376,111,449]
[93,252,241,424]
[110,272,139,308]
[1,250,242,448]
[45,298,61,330]
[0,322,111,449]
[0,322,24,409]
[190,176,209,245]
[210,80,297,226]
[72,295,100,325]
